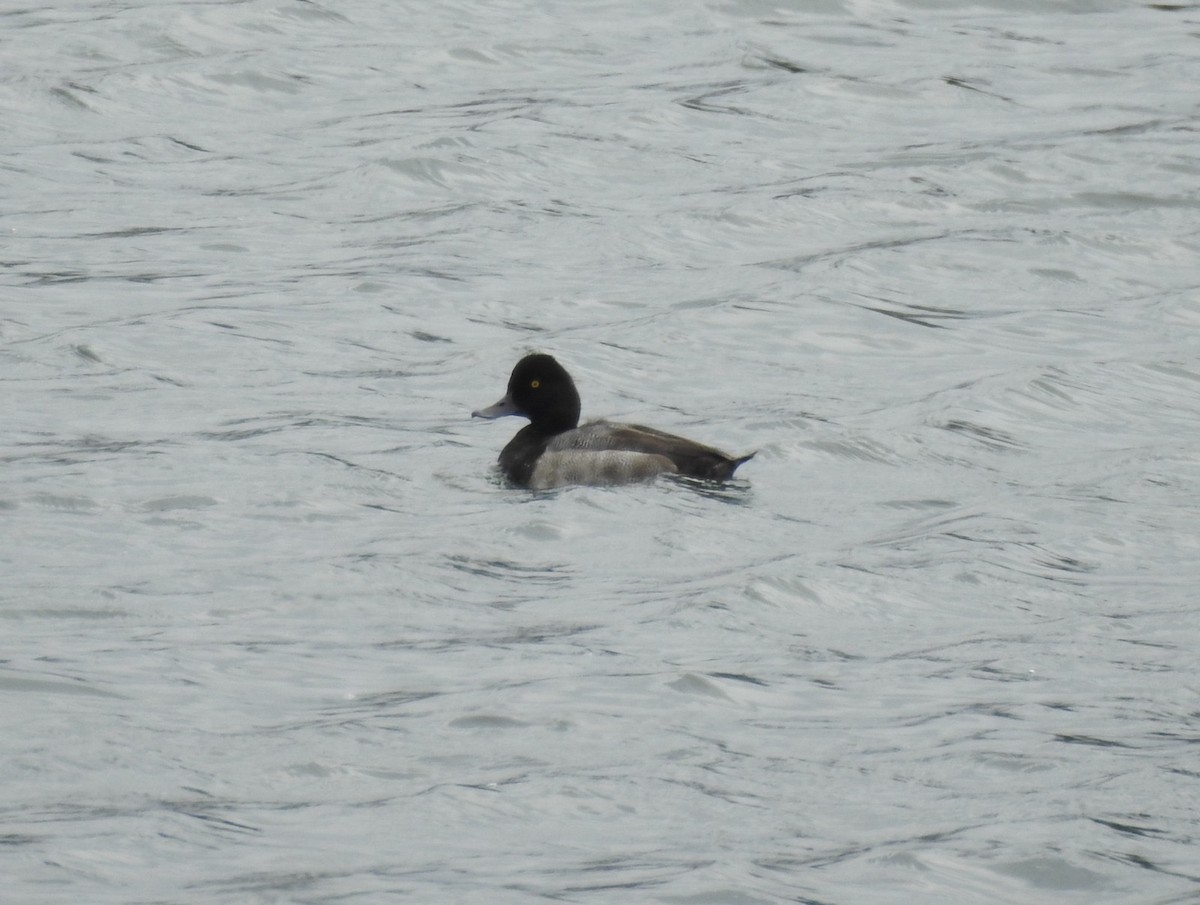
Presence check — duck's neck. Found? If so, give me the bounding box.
[499,425,552,486]
[540,410,579,435]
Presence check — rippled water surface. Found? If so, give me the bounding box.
[4,0,1200,902]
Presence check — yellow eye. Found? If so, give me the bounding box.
[530,380,540,389]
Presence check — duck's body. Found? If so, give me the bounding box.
[473,354,753,490]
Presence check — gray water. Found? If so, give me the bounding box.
[3,0,1199,902]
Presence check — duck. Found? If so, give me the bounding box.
[472,353,754,489]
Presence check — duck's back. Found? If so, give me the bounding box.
[546,420,752,482]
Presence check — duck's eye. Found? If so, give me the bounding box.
[530,380,540,389]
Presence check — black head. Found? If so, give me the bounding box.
[473,353,582,434]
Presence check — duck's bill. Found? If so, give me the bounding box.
[471,394,521,419]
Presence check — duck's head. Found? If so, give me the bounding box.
[472,353,582,433]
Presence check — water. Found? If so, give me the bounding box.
[3,0,1199,902]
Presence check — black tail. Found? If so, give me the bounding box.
[722,451,756,480]
[682,450,755,481]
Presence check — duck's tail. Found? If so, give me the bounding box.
[697,451,755,481]
[723,451,756,479]
[676,450,756,482]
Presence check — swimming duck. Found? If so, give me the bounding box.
[472,353,753,489]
